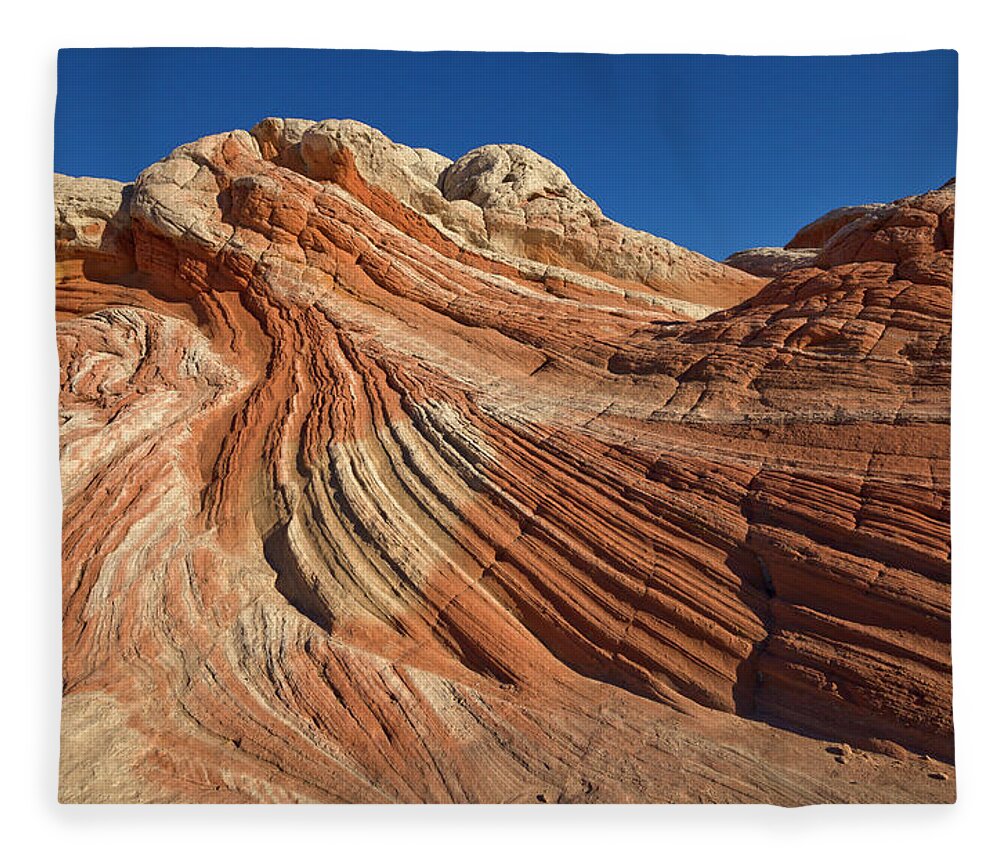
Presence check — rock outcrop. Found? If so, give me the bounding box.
[726,180,956,283]
[56,121,954,804]
[250,118,762,311]
[723,246,819,278]
[54,174,134,278]
[785,202,895,250]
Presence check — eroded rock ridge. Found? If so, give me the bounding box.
[56,119,953,803]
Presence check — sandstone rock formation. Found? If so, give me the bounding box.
[785,202,895,250]
[727,177,957,278]
[723,246,819,278]
[54,174,134,278]
[56,121,954,804]
[250,117,762,312]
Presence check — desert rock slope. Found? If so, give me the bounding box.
[56,119,954,803]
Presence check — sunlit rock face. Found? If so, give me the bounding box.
[55,120,953,804]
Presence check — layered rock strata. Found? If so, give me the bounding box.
[56,120,954,803]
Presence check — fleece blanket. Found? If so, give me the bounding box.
[54,48,957,804]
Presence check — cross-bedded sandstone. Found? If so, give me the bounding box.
[55,121,953,803]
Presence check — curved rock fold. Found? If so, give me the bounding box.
[56,120,953,803]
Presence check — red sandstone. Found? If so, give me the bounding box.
[55,122,954,803]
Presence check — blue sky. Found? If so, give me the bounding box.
[55,49,957,260]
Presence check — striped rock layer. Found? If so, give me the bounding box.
[56,120,953,803]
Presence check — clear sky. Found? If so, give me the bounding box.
[55,49,957,260]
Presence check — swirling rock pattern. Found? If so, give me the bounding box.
[56,121,953,803]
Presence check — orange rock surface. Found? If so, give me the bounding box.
[56,122,954,803]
